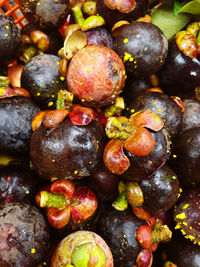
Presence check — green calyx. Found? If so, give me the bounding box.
[56,90,74,110]
[0,76,10,87]
[71,243,106,267]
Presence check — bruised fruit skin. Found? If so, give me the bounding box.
[21,54,65,109]
[0,203,49,267]
[96,0,148,29]
[0,96,40,155]
[30,116,105,180]
[0,165,40,205]
[174,188,200,245]
[140,164,180,215]
[113,22,168,77]
[67,45,126,107]
[19,0,70,30]
[0,13,21,65]
[51,230,114,267]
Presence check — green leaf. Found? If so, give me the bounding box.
[151,1,192,40]
[177,0,200,15]
[174,1,185,16]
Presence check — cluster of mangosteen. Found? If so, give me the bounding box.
[0,0,200,266]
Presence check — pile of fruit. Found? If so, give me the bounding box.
[0,0,199,266]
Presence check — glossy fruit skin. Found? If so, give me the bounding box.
[180,99,200,132]
[30,117,105,180]
[19,0,70,30]
[0,203,49,267]
[21,54,65,109]
[113,22,168,77]
[0,96,40,155]
[158,39,200,94]
[0,165,41,206]
[163,232,200,267]
[97,208,144,267]
[0,13,21,65]
[128,91,183,139]
[123,130,171,182]
[96,0,148,29]
[139,164,180,215]
[67,45,126,107]
[85,27,113,49]
[90,161,120,202]
[170,127,200,188]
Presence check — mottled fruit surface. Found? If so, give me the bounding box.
[0,203,49,267]
[67,45,126,107]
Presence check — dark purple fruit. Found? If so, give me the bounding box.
[85,27,113,49]
[30,116,105,180]
[96,0,148,29]
[19,0,70,31]
[170,127,200,188]
[162,232,200,267]
[0,13,21,65]
[128,91,183,139]
[0,203,49,267]
[0,164,41,206]
[97,208,145,266]
[90,161,120,202]
[158,39,200,95]
[139,164,180,215]
[113,22,168,77]
[180,99,200,132]
[174,188,200,245]
[123,130,171,182]
[0,96,40,155]
[21,54,66,109]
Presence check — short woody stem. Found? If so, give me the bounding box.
[105,117,135,140]
[72,4,85,28]
[104,97,125,118]
[56,89,74,110]
[0,76,10,87]
[152,225,172,244]
[112,191,128,211]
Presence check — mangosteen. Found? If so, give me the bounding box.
[0,95,40,155]
[0,164,41,206]
[0,13,21,65]
[96,0,148,29]
[113,21,168,77]
[21,54,66,109]
[139,164,180,215]
[0,203,50,267]
[30,109,105,180]
[19,0,70,31]
[85,27,114,49]
[170,127,200,188]
[127,91,183,139]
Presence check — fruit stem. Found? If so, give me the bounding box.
[164,261,177,267]
[112,191,128,211]
[104,97,125,118]
[105,117,135,140]
[56,89,74,110]
[152,225,172,244]
[20,46,39,63]
[0,76,10,87]
[72,4,85,28]
[39,191,80,209]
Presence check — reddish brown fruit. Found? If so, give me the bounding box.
[104,0,136,13]
[67,45,126,107]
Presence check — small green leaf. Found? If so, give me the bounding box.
[177,0,200,15]
[151,1,192,40]
[174,1,185,16]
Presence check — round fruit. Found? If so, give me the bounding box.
[113,22,168,77]
[0,13,21,65]
[67,45,126,107]
[21,54,65,109]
